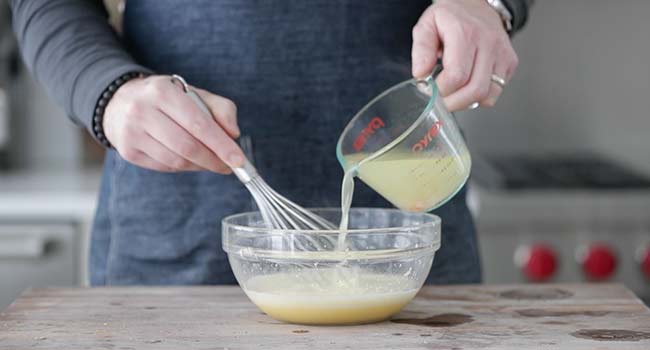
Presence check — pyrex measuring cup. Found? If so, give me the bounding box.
[336,70,471,212]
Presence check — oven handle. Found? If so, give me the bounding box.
[0,235,48,259]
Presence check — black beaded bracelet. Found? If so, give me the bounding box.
[91,71,147,148]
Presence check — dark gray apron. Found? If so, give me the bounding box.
[89,0,481,285]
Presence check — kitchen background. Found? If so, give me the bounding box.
[1,0,649,309]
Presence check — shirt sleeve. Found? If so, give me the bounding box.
[502,0,534,33]
[9,0,152,142]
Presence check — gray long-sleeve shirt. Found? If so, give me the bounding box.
[10,0,150,140]
[10,0,533,144]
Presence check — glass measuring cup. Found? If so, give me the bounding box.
[336,70,471,212]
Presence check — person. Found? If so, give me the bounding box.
[11,0,532,285]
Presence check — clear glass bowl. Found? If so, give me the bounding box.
[222,208,441,325]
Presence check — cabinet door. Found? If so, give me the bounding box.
[0,223,79,310]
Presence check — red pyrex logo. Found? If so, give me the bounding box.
[411,121,443,153]
[353,117,385,151]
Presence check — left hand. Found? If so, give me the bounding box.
[411,0,519,111]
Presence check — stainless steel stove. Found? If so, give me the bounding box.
[471,154,650,303]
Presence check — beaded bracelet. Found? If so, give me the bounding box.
[91,71,146,148]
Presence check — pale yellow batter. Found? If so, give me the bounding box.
[243,269,418,325]
[344,151,470,212]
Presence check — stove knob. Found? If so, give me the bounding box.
[515,244,558,282]
[638,247,650,280]
[578,243,617,281]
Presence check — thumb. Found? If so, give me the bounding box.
[412,6,441,79]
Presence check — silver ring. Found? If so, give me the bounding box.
[490,74,506,88]
[469,102,480,110]
[170,74,190,93]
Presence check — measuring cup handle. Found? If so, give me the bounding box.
[432,58,444,80]
[425,59,444,85]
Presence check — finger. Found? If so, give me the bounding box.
[435,18,476,97]
[194,88,240,139]
[143,107,231,173]
[136,131,211,172]
[151,78,246,168]
[443,46,494,112]
[480,80,502,108]
[120,148,177,173]
[480,62,507,107]
[411,6,440,79]
[136,152,179,172]
[504,46,519,82]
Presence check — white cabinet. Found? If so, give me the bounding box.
[0,168,100,309]
[0,223,80,308]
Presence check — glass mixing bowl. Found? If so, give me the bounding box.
[222,208,441,325]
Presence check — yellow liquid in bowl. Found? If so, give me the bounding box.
[243,270,418,325]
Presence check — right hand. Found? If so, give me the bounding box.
[103,75,246,173]
[411,0,519,111]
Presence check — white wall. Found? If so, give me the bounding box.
[459,0,650,174]
[9,66,81,169]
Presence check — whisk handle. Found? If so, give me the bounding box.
[170,74,258,183]
[232,159,258,183]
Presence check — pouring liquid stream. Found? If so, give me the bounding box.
[337,166,357,251]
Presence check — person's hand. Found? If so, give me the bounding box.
[103,75,246,173]
[412,0,519,111]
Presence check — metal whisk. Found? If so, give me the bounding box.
[171,75,337,233]
[231,160,336,230]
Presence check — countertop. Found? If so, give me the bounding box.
[1,284,650,349]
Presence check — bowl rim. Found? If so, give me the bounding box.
[221,207,441,235]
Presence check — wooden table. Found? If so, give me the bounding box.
[1,284,650,349]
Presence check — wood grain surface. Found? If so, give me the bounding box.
[1,284,649,349]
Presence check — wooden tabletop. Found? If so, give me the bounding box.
[1,284,650,350]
